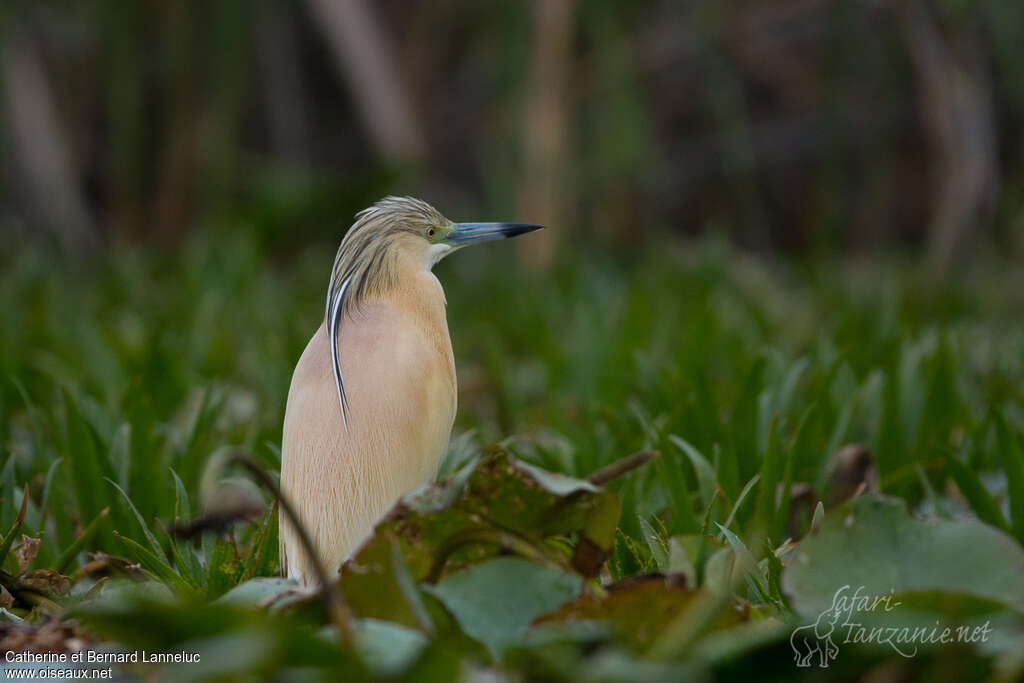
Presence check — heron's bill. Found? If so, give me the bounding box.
[445,222,544,245]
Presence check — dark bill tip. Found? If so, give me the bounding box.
[446,222,545,245]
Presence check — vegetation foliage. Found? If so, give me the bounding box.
[2,235,1024,681]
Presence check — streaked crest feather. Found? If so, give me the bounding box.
[324,196,448,424]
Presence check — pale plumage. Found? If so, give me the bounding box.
[280,197,541,584]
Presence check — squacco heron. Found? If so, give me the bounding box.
[280,196,542,584]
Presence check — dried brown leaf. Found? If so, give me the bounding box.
[20,569,71,596]
[16,535,41,574]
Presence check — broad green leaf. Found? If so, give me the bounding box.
[351,619,428,676]
[214,577,296,609]
[783,496,1024,619]
[424,557,581,657]
[341,533,434,631]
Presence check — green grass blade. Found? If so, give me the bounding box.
[876,353,905,485]
[0,484,29,571]
[718,474,760,540]
[668,435,716,509]
[715,523,770,602]
[639,516,669,571]
[54,507,109,573]
[942,453,1009,532]
[242,502,278,580]
[731,358,765,482]
[778,405,817,538]
[169,468,204,583]
[655,439,698,534]
[775,436,796,542]
[1,458,16,529]
[35,458,63,535]
[112,531,192,595]
[754,419,781,538]
[810,501,825,534]
[164,526,202,591]
[107,478,168,564]
[992,411,1024,542]
[170,468,192,521]
[915,463,951,520]
[62,389,117,527]
[773,357,809,431]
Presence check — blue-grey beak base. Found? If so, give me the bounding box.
[446,222,544,245]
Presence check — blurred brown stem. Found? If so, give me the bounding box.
[519,0,575,270]
[588,450,659,487]
[896,0,997,276]
[256,3,311,165]
[2,30,98,254]
[303,0,426,164]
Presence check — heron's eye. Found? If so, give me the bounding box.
[427,227,436,238]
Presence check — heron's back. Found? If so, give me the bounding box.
[280,293,456,584]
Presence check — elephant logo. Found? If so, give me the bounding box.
[790,590,845,668]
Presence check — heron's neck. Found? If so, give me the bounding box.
[341,247,454,385]
[361,250,447,334]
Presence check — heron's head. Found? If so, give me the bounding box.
[327,197,542,318]
[324,196,542,429]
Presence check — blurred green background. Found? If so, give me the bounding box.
[3,2,1024,680]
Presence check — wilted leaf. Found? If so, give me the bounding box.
[362,449,621,581]
[20,569,71,596]
[16,535,40,574]
[534,576,740,652]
